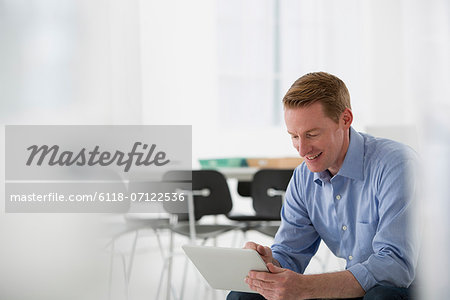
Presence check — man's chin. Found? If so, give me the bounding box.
[305,162,326,173]
[306,163,325,173]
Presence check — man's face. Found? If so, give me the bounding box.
[284,102,351,176]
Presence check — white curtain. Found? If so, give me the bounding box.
[405,0,450,298]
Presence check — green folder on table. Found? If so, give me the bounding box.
[199,158,248,168]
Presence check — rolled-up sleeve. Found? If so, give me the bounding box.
[348,157,420,291]
[271,168,322,274]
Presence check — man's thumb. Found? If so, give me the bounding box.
[257,245,268,256]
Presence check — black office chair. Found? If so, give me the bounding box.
[237,180,252,197]
[163,169,238,241]
[252,169,293,237]
[162,170,239,299]
[228,169,293,237]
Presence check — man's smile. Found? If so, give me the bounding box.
[306,152,322,160]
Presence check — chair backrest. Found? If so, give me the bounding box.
[162,170,233,220]
[251,169,294,219]
[237,181,252,197]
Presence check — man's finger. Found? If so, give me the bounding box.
[256,244,267,256]
[244,241,258,250]
[249,270,277,282]
[266,263,283,274]
[246,276,275,290]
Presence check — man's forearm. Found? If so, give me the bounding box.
[301,270,365,299]
[271,257,364,298]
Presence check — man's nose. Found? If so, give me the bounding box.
[298,139,311,157]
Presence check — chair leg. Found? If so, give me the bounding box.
[231,229,239,247]
[126,230,139,284]
[179,254,190,300]
[155,258,166,299]
[233,229,247,248]
[121,253,129,300]
[107,238,130,300]
[108,239,115,300]
[156,258,179,300]
[166,229,174,300]
[154,228,166,260]
[156,228,182,299]
[156,251,183,300]
[109,227,176,300]
[154,228,166,300]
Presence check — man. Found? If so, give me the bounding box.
[228,72,419,300]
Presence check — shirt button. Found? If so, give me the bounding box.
[336,194,341,200]
[342,225,347,231]
[348,255,353,260]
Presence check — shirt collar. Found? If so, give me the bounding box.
[313,127,365,185]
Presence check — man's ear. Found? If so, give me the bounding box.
[341,108,353,128]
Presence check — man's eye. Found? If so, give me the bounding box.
[307,134,317,138]
[291,136,299,139]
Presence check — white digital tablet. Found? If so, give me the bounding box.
[182,244,269,293]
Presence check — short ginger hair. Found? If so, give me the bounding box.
[283,72,351,123]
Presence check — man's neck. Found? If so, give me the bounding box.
[327,129,351,176]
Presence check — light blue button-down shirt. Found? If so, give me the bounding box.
[272,127,420,291]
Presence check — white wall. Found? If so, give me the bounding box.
[136,0,428,162]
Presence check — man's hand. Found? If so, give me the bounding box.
[243,242,365,299]
[245,263,310,300]
[243,242,307,299]
[244,241,280,267]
